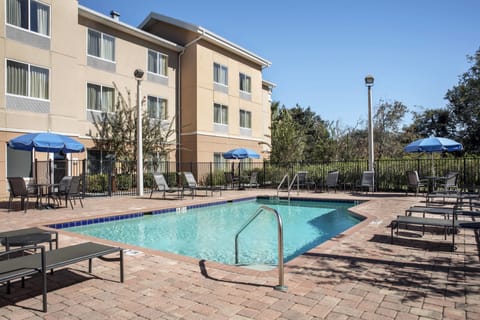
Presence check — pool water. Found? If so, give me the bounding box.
[65,198,362,265]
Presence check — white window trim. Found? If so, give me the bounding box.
[5,58,50,101]
[239,109,252,129]
[147,95,168,120]
[147,49,168,78]
[86,28,116,63]
[239,73,252,94]
[86,82,115,113]
[213,103,229,125]
[5,0,51,38]
[213,63,228,87]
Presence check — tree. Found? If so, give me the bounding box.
[289,105,334,163]
[89,83,177,172]
[373,100,408,158]
[445,47,480,153]
[408,107,455,138]
[269,104,306,164]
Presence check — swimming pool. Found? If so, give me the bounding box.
[61,198,363,265]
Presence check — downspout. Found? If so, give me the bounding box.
[176,30,205,168]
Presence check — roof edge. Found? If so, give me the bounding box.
[78,5,183,52]
[139,12,271,68]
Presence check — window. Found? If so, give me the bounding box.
[6,59,49,99]
[6,0,50,36]
[147,50,168,76]
[87,83,114,112]
[239,73,251,93]
[240,110,252,129]
[213,63,228,86]
[214,103,228,125]
[214,152,228,171]
[147,96,167,120]
[88,29,115,61]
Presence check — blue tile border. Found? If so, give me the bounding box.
[47,196,362,230]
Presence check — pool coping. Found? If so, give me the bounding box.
[44,195,373,279]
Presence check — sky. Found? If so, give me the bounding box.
[79,0,480,128]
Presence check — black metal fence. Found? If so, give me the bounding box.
[34,157,480,197]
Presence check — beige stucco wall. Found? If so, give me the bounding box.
[0,0,179,198]
[180,40,268,163]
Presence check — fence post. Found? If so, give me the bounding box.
[82,159,86,196]
[209,162,213,187]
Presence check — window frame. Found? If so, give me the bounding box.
[87,28,116,62]
[213,103,228,125]
[6,0,51,37]
[6,58,50,101]
[213,62,228,87]
[213,152,229,171]
[147,95,168,120]
[86,82,115,113]
[147,49,168,77]
[239,109,252,129]
[239,73,251,93]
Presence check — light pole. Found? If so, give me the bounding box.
[134,68,144,196]
[365,75,374,173]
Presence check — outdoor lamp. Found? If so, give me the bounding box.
[364,75,374,87]
[134,68,144,80]
[134,69,144,196]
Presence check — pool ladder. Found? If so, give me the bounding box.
[277,174,291,201]
[234,205,287,292]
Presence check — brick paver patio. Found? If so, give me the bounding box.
[0,190,479,319]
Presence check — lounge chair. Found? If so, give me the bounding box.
[405,170,427,196]
[356,171,375,193]
[426,190,479,206]
[405,206,454,219]
[391,206,480,250]
[183,172,222,197]
[0,241,124,312]
[0,227,58,250]
[325,170,339,193]
[150,173,184,199]
[243,171,259,189]
[7,177,38,212]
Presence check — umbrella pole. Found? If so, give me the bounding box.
[431,153,435,176]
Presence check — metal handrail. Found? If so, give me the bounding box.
[288,173,299,194]
[234,205,287,292]
[277,174,290,199]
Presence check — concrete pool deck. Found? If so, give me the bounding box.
[0,189,479,319]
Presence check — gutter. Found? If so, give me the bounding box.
[176,31,205,165]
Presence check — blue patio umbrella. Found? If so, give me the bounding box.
[403,137,463,153]
[222,148,260,160]
[8,132,85,153]
[404,137,463,175]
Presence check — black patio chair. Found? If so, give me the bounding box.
[406,170,427,196]
[51,176,73,208]
[356,171,375,193]
[325,170,339,193]
[7,177,38,213]
[61,176,84,209]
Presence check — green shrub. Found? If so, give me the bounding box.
[115,174,133,190]
[87,174,108,193]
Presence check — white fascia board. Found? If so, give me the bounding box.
[78,6,183,52]
[139,12,271,68]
